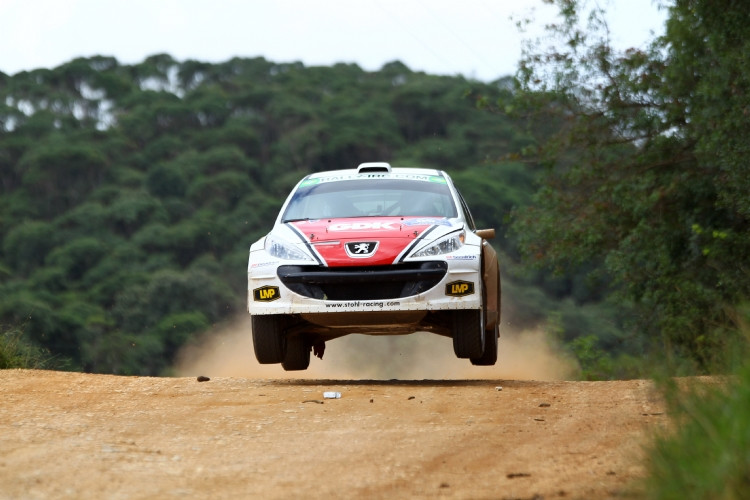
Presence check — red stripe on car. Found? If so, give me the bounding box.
[290,217,442,267]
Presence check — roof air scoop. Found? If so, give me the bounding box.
[357,162,392,173]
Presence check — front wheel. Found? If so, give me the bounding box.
[452,309,485,359]
[472,266,500,366]
[282,334,311,371]
[471,321,498,366]
[251,314,286,364]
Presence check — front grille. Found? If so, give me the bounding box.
[278,261,448,300]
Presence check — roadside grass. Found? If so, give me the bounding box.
[641,310,750,500]
[0,325,56,369]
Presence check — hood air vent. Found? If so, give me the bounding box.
[357,162,392,173]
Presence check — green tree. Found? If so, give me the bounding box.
[45,237,107,281]
[3,221,58,275]
[512,0,750,370]
[1,52,569,375]
[16,140,109,215]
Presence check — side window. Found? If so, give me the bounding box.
[456,190,476,231]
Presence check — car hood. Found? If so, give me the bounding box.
[280,216,460,266]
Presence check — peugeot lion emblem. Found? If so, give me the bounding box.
[345,241,379,258]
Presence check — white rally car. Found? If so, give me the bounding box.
[248,163,500,370]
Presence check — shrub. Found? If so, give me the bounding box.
[0,326,54,369]
[642,307,750,498]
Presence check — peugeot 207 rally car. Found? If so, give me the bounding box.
[247,162,500,371]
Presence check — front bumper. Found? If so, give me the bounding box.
[248,254,482,315]
[277,261,447,300]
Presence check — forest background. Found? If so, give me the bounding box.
[1,0,747,382]
[0,55,590,376]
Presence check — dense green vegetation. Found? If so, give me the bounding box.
[513,1,750,497]
[3,0,749,494]
[1,0,747,388]
[0,325,57,369]
[2,55,611,375]
[643,358,750,499]
[510,0,750,374]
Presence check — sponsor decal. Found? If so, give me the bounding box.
[445,280,475,297]
[404,217,453,227]
[345,241,379,258]
[251,261,278,268]
[325,300,401,308]
[445,255,478,260]
[253,285,280,302]
[330,221,397,231]
[305,173,446,184]
[302,174,357,184]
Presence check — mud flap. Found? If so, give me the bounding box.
[482,240,500,330]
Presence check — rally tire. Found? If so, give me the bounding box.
[472,267,500,366]
[452,309,485,359]
[471,322,498,366]
[252,314,286,364]
[282,335,311,371]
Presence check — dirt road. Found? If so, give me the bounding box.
[0,369,667,499]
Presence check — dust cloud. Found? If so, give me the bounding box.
[174,316,579,381]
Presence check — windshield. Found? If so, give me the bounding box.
[282,178,458,221]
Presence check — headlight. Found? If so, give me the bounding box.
[265,236,313,261]
[412,230,465,257]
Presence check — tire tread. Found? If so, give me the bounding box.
[452,309,484,359]
[251,315,286,364]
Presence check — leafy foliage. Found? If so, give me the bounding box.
[511,0,750,371]
[1,55,564,375]
[643,315,750,499]
[0,325,57,369]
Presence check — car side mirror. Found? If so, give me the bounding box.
[475,228,495,240]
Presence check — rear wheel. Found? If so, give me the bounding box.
[282,335,311,371]
[452,309,485,359]
[251,314,286,364]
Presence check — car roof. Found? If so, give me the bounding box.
[304,167,446,182]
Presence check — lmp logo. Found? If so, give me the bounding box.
[445,280,475,297]
[253,285,280,302]
[345,241,379,258]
